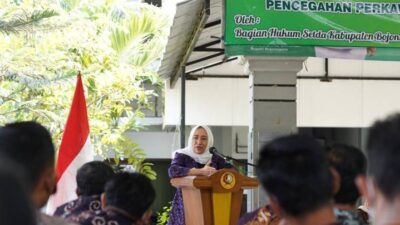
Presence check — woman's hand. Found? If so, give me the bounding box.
[198,165,217,176]
[188,161,217,176]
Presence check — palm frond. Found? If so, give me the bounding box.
[0,9,58,35]
[109,5,166,53]
[0,69,76,89]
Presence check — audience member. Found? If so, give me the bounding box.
[0,121,76,225]
[54,161,115,219]
[0,158,37,225]
[75,172,155,225]
[357,114,400,225]
[327,143,368,225]
[257,135,338,225]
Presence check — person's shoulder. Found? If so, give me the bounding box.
[78,209,132,225]
[72,210,104,225]
[53,204,67,216]
[39,213,78,225]
[334,208,367,225]
[53,199,79,216]
[81,195,102,211]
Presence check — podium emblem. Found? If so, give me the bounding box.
[220,172,236,189]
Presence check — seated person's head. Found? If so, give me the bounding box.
[257,135,333,218]
[358,114,400,218]
[76,161,115,196]
[326,143,366,207]
[0,158,36,225]
[0,121,56,208]
[102,172,155,224]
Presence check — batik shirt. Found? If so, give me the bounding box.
[53,195,101,220]
[38,213,78,225]
[73,207,137,225]
[334,208,369,225]
[237,205,280,225]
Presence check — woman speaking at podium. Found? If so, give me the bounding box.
[167,125,227,225]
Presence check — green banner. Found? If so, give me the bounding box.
[225,0,400,60]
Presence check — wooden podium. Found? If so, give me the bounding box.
[171,169,259,225]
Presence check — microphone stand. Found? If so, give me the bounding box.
[209,147,257,170]
[225,156,256,167]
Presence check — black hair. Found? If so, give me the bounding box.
[0,121,55,189]
[105,172,155,219]
[326,143,366,204]
[367,113,400,199]
[0,158,36,225]
[257,135,333,217]
[76,161,115,196]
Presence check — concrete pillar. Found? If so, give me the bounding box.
[245,57,306,210]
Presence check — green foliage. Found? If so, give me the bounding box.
[0,0,171,179]
[157,201,172,225]
[0,9,58,34]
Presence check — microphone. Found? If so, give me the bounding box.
[209,147,226,159]
[209,147,234,168]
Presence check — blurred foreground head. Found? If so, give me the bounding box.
[357,113,400,224]
[257,134,333,218]
[0,121,56,208]
[0,158,36,225]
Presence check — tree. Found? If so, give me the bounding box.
[0,0,170,179]
[0,9,58,34]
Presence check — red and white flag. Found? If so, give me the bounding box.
[47,73,94,214]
